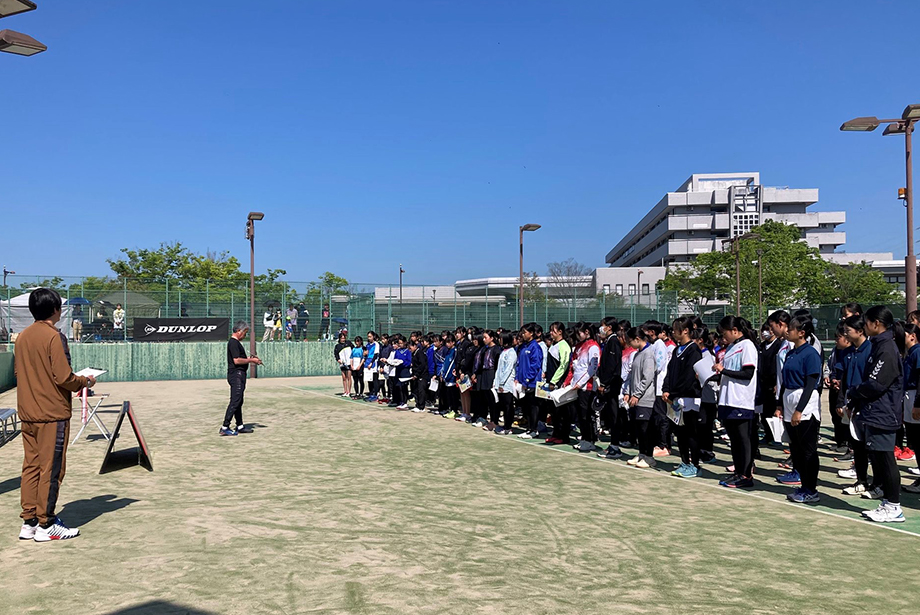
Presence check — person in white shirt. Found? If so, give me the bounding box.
[713,315,759,489]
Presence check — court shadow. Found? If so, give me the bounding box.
[58,494,139,526]
[104,601,218,615]
[0,476,20,495]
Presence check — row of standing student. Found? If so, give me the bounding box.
[329,306,916,523]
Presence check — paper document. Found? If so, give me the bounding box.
[766,416,788,444]
[692,358,715,386]
[75,368,107,379]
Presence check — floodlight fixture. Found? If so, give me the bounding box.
[840,116,880,132]
[0,28,45,55]
[0,0,36,19]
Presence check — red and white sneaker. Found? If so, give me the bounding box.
[897,447,916,461]
[33,517,80,542]
[894,446,903,459]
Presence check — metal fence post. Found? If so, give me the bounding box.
[485,287,489,329]
[165,279,169,318]
[206,279,210,318]
[123,278,128,341]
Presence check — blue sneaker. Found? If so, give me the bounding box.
[219,427,238,436]
[365,396,378,402]
[777,470,801,485]
[787,488,820,504]
[676,464,699,478]
[719,475,739,487]
[671,463,689,476]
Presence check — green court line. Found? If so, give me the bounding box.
[285,385,920,539]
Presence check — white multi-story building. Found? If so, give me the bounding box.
[605,173,888,268]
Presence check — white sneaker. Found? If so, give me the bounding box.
[838,468,858,480]
[626,455,641,466]
[636,456,656,469]
[396,404,409,410]
[519,431,537,440]
[19,522,37,540]
[864,502,905,523]
[908,467,920,476]
[33,518,80,542]
[411,408,425,413]
[860,486,884,500]
[842,483,868,496]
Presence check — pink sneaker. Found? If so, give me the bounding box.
[652,447,670,458]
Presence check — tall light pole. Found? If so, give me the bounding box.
[0,1,47,57]
[519,224,541,327]
[246,212,264,377]
[399,265,405,305]
[2,266,14,287]
[722,232,761,317]
[637,269,644,306]
[754,249,763,325]
[841,104,919,313]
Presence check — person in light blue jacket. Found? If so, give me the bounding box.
[493,332,518,434]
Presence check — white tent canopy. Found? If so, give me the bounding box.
[0,292,72,338]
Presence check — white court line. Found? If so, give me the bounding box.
[284,385,920,540]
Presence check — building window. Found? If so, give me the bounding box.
[615,284,623,295]
[602,284,610,295]
[642,284,650,295]
[628,284,636,296]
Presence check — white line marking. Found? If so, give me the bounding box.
[284,386,920,539]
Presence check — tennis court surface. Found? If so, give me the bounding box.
[1,376,919,615]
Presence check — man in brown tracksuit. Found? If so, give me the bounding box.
[15,288,95,542]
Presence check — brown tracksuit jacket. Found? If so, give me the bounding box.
[14,320,88,422]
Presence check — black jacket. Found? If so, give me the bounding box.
[662,343,703,399]
[596,337,623,393]
[411,347,429,379]
[850,330,903,431]
[456,339,475,375]
[333,341,353,362]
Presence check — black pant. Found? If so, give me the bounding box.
[520,389,538,431]
[653,397,671,450]
[224,371,246,428]
[828,389,848,447]
[676,410,701,467]
[576,390,598,442]
[788,418,820,491]
[393,381,409,406]
[631,411,655,456]
[698,402,716,453]
[551,401,573,442]
[299,322,310,340]
[368,372,380,397]
[415,378,429,409]
[851,431,870,485]
[494,392,515,429]
[470,389,487,420]
[352,370,364,396]
[906,423,920,470]
[724,417,753,478]
[598,391,621,444]
[870,450,900,504]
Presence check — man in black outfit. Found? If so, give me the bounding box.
[222,321,263,436]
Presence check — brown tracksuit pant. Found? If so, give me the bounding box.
[21,420,70,527]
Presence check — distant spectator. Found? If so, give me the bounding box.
[262,308,275,342]
[71,305,83,342]
[113,304,125,333]
[286,304,298,341]
[319,304,330,341]
[273,309,283,338]
[297,302,310,341]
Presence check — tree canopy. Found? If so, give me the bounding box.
[659,220,898,312]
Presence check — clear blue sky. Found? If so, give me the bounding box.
[2,0,918,285]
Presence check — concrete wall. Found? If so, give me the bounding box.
[0,342,341,388]
[0,351,14,393]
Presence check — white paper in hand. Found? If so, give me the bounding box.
[75,368,107,379]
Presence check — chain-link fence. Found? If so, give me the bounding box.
[0,274,909,344]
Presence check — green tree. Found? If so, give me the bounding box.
[659,220,897,311]
[305,272,350,301]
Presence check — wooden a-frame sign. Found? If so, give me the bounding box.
[99,401,153,474]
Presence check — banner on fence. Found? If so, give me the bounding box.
[133,318,228,342]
